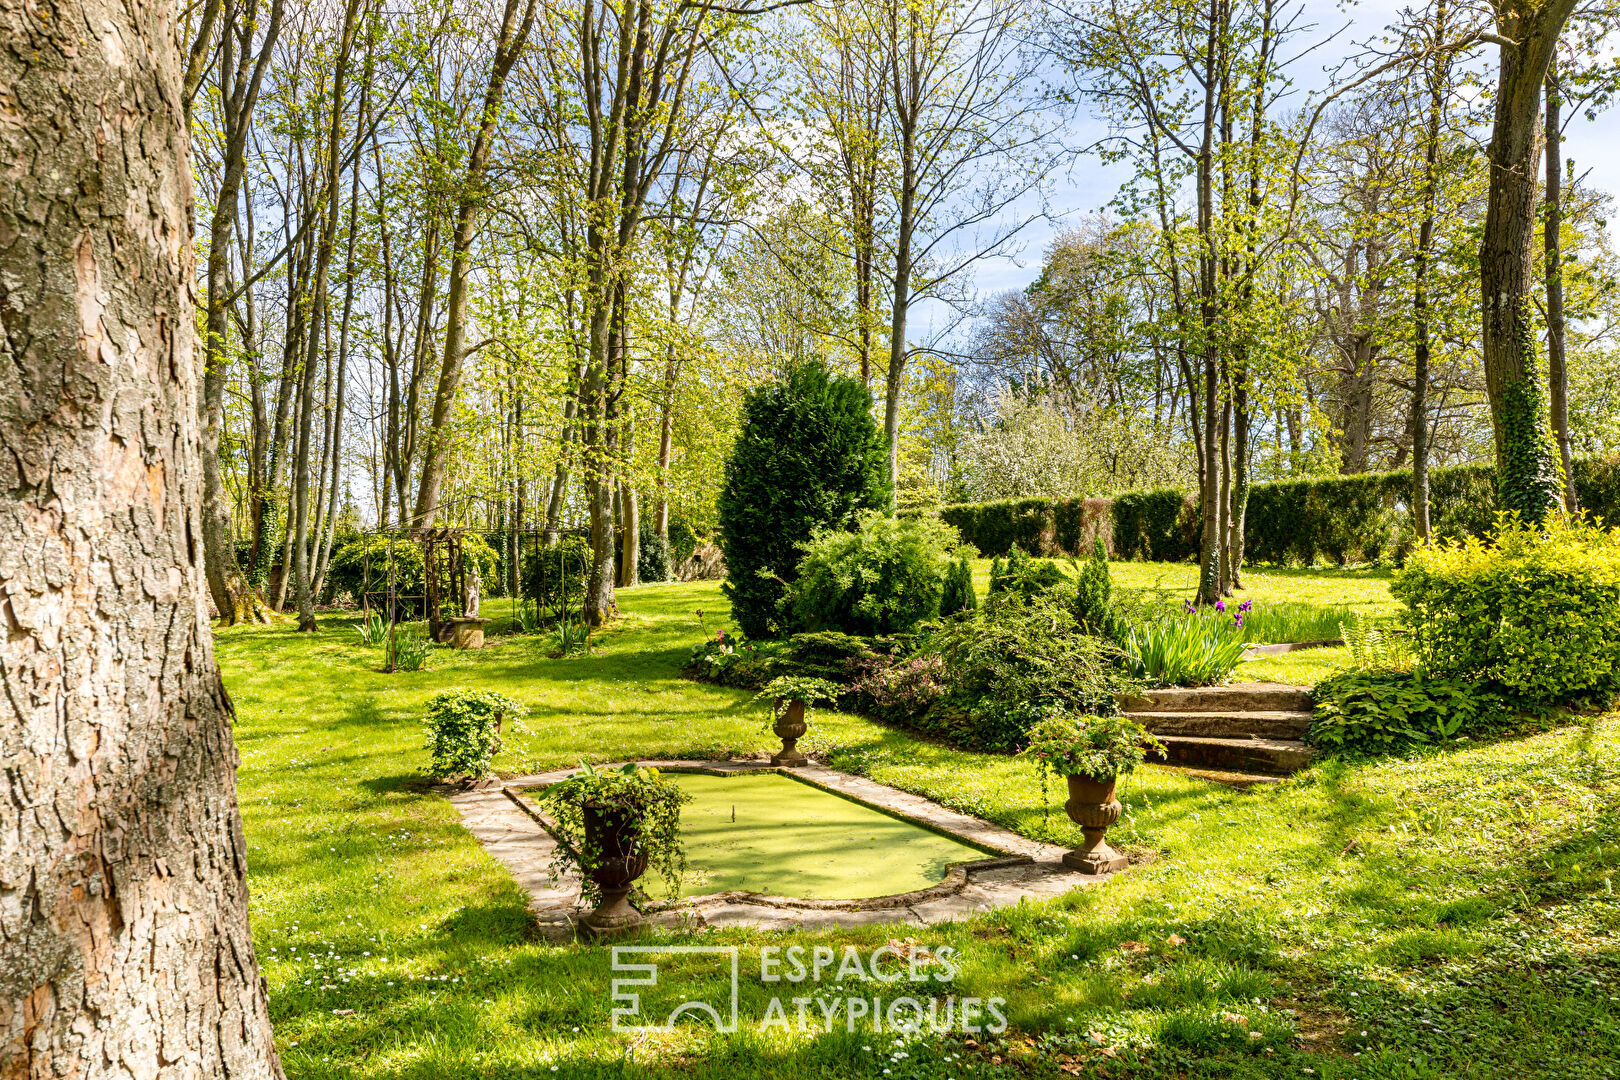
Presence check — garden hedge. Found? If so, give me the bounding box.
[930,456,1620,565]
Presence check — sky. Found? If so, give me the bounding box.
[941,0,1620,323]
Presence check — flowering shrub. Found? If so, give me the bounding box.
[423,688,528,780]
[847,653,949,724]
[1393,514,1620,704]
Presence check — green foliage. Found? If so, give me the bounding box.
[1307,670,1501,757]
[717,361,889,637]
[328,533,500,608]
[939,553,978,617]
[1495,365,1566,524]
[355,609,386,647]
[754,675,842,721]
[521,536,591,615]
[1121,608,1248,687]
[1339,611,1412,670]
[423,688,528,780]
[385,625,432,672]
[1072,538,1116,637]
[1393,515,1620,704]
[1111,487,1198,561]
[917,594,1135,752]
[548,611,591,657]
[541,763,689,904]
[1022,711,1165,783]
[788,512,957,635]
[1230,601,1356,645]
[988,547,1064,599]
[637,528,671,583]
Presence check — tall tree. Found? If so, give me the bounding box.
[1479,0,1578,521]
[412,0,542,531]
[0,0,281,1070]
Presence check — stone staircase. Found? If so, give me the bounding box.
[1121,682,1315,781]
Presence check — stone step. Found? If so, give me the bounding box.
[1123,682,1313,714]
[1125,709,1312,740]
[1153,735,1313,776]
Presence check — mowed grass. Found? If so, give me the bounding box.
[222,577,1620,1079]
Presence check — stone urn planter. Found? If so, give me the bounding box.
[1061,774,1128,874]
[771,698,809,766]
[577,806,651,938]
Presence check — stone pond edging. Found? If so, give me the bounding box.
[449,759,1121,941]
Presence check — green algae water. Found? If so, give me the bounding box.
[658,771,989,900]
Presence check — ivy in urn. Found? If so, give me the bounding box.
[755,675,841,767]
[1023,711,1164,875]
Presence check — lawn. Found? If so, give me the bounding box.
[224,576,1620,1079]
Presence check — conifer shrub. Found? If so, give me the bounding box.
[717,362,888,637]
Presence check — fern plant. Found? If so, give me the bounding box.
[1339,611,1411,671]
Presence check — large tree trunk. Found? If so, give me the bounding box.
[1545,54,1576,510]
[0,0,282,1072]
[1480,0,1576,523]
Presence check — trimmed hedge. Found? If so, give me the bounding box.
[932,456,1620,565]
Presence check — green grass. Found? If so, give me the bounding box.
[623,771,989,899]
[222,577,1620,1079]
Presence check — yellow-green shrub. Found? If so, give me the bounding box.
[1392,516,1620,704]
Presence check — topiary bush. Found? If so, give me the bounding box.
[717,361,889,637]
[1393,515,1620,705]
[423,688,528,780]
[1072,538,1117,638]
[788,512,958,635]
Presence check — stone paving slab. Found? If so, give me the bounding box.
[454,760,1115,941]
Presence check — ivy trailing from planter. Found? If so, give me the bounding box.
[541,762,690,905]
[754,675,842,722]
[1021,710,1164,810]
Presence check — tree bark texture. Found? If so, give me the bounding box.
[1544,55,1575,510]
[1480,0,1576,522]
[0,0,282,1074]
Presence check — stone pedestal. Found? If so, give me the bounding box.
[1061,774,1129,874]
[771,698,809,766]
[447,617,487,649]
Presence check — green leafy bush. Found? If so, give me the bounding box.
[788,512,958,635]
[424,688,528,780]
[989,548,1065,599]
[1121,606,1248,687]
[637,528,671,583]
[1072,539,1117,638]
[1307,670,1503,756]
[328,533,500,609]
[541,763,689,903]
[939,553,978,617]
[1393,515,1620,704]
[522,536,590,616]
[717,361,889,637]
[917,595,1135,752]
